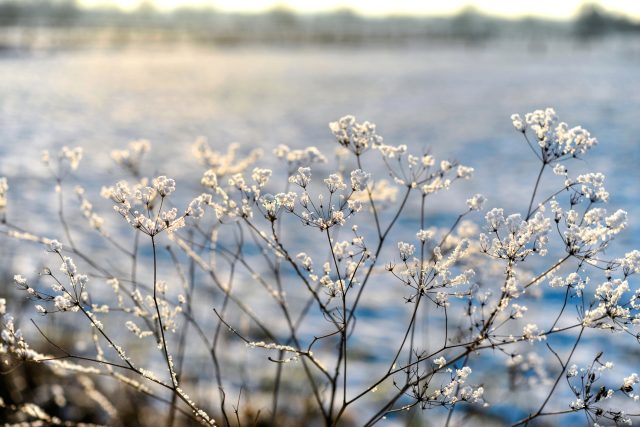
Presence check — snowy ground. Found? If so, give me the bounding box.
[1,38,639,425]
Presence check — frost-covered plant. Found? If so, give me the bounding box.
[0,109,639,426]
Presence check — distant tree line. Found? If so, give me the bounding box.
[0,0,638,42]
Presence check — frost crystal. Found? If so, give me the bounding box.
[466,194,486,211]
[350,169,371,191]
[152,176,176,197]
[514,107,597,161]
[0,177,8,208]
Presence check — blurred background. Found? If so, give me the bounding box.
[0,0,640,45]
[1,0,640,47]
[1,0,638,265]
[1,1,640,426]
[1,0,639,231]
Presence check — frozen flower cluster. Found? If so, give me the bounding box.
[522,323,546,342]
[0,177,7,209]
[621,250,640,275]
[583,279,632,328]
[466,193,486,211]
[274,144,327,167]
[480,209,551,259]
[193,138,262,176]
[421,366,486,407]
[398,241,415,261]
[560,355,639,426]
[75,186,105,231]
[1,312,39,361]
[284,168,365,230]
[511,107,597,161]
[60,146,83,171]
[329,115,383,155]
[101,176,208,236]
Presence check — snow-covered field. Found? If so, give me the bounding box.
[1,39,639,238]
[1,38,639,425]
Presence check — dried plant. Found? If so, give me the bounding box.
[1,109,639,426]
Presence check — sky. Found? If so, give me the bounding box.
[77,0,640,19]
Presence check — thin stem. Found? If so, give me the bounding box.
[151,235,178,391]
[510,327,585,427]
[526,162,546,220]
